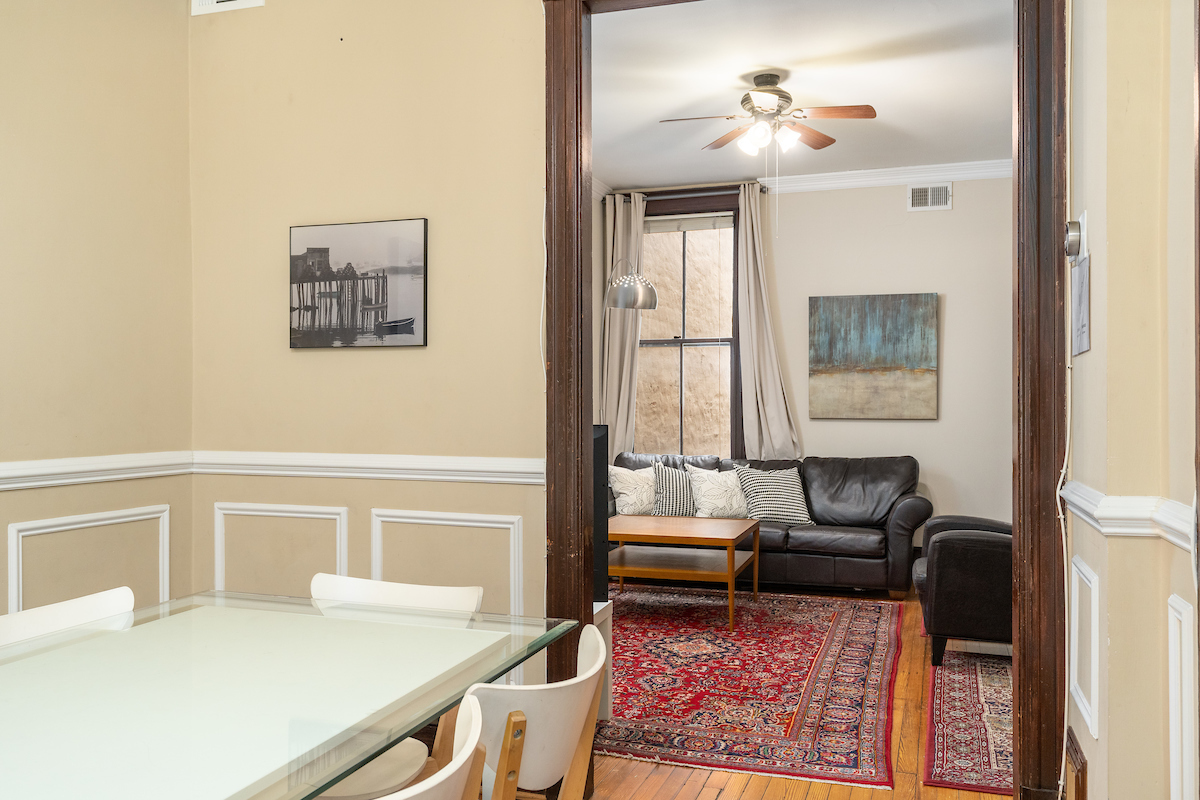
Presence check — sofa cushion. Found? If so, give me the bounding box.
[785,525,886,557]
[607,466,655,516]
[735,521,789,553]
[801,457,919,527]
[735,465,814,527]
[719,458,803,473]
[652,462,695,517]
[616,452,719,472]
[685,464,748,519]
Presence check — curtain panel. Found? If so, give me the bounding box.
[599,192,646,461]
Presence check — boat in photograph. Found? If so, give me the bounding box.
[375,317,415,335]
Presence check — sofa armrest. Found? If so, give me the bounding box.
[925,514,1011,538]
[884,493,933,591]
[926,530,1013,643]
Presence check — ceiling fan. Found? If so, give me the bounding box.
[660,73,876,156]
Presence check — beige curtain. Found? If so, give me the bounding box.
[600,192,646,461]
[737,183,801,459]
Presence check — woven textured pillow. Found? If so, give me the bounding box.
[652,461,696,517]
[685,464,748,519]
[608,465,654,515]
[734,465,814,526]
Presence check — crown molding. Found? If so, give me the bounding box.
[759,159,1013,194]
[592,178,614,200]
[1060,480,1194,552]
[0,451,546,490]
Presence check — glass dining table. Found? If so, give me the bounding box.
[0,591,576,800]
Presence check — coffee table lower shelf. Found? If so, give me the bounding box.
[608,545,757,631]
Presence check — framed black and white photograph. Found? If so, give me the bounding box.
[290,218,427,348]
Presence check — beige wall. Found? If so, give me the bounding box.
[188,0,546,459]
[1066,0,1198,796]
[761,180,1014,522]
[0,0,193,461]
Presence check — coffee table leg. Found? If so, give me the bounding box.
[727,546,735,631]
[753,530,759,600]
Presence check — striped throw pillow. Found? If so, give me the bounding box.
[652,461,696,517]
[734,465,814,526]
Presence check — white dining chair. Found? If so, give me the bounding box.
[310,573,483,613]
[374,694,486,800]
[311,573,485,800]
[467,624,607,800]
[0,586,135,648]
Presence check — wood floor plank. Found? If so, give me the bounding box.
[628,765,685,800]
[737,774,772,800]
[719,772,752,800]
[826,785,852,800]
[802,783,830,800]
[704,771,732,789]
[891,773,918,800]
[696,788,722,800]
[762,777,792,800]
[781,780,811,800]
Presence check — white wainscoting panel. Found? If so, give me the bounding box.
[213,503,348,591]
[1069,554,1100,738]
[370,509,523,617]
[1168,594,1197,800]
[7,505,171,613]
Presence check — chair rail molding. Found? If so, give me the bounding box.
[369,509,524,617]
[758,159,1013,194]
[1060,480,1195,551]
[213,502,349,591]
[0,451,546,491]
[7,505,171,613]
[1069,554,1101,739]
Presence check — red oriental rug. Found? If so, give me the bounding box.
[924,651,1014,794]
[593,585,903,787]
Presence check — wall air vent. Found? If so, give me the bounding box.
[907,182,953,212]
[192,0,264,16]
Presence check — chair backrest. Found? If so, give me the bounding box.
[0,586,136,648]
[310,573,483,613]
[465,624,607,792]
[384,695,484,800]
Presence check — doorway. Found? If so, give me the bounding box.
[543,0,1068,797]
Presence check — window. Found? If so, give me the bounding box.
[634,212,740,457]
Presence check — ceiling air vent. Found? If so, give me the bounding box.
[192,0,264,16]
[907,182,953,212]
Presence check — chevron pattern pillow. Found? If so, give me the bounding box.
[734,465,814,526]
[652,461,696,517]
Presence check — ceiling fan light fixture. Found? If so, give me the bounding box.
[736,136,760,156]
[748,90,780,113]
[774,125,801,152]
[746,120,773,148]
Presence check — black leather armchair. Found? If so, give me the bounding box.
[912,515,1013,665]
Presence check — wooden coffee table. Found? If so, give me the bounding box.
[607,515,759,631]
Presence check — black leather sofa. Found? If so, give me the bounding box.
[611,452,932,595]
[912,515,1013,665]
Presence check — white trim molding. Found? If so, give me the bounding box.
[759,159,1012,194]
[213,502,348,591]
[1168,594,1197,800]
[369,509,524,617]
[0,451,546,491]
[592,178,614,200]
[0,452,192,492]
[7,505,171,613]
[1060,480,1195,551]
[1069,555,1101,739]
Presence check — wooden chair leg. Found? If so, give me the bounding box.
[432,709,458,768]
[461,743,487,800]
[491,711,528,800]
[558,668,605,800]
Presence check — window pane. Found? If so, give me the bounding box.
[682,345,731,458]
[634,345,680,454]
[638,231,682,340]
[683,228,735,339]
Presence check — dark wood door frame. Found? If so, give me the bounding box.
[545,1,1068,797]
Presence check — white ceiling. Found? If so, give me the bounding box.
[591,0,1013,191]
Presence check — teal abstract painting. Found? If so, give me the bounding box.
[808,293,939,419]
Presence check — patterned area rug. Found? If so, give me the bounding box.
[593,585,903,787]
[924,651,1014,793]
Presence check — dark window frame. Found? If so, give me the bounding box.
[640,188,745,459]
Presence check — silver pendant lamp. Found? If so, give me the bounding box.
[604,272,658,310]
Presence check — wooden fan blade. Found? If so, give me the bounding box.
[660,114,749,123]
[795,104,876,119]
[785,122,835,150]
[703,124,752,151]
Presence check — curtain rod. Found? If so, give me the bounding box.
[642,186,766,202]
[609,181,766,197]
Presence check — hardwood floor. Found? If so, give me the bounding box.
[591,589,1007,800]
